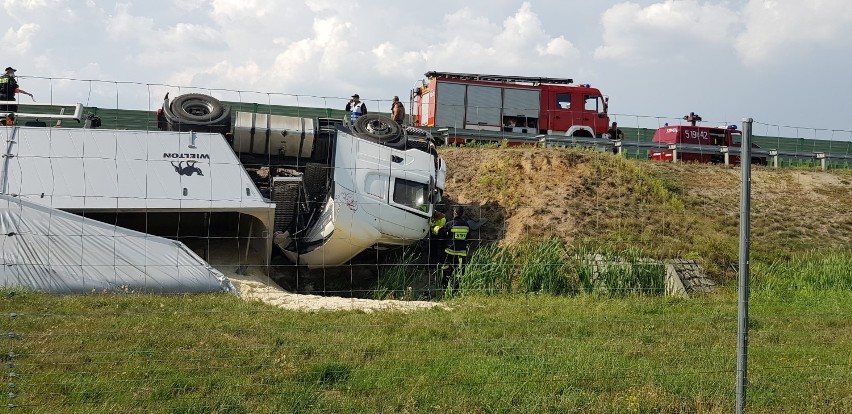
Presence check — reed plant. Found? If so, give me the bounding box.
[516,238,575,295]
[456,243,514,296]
[371,249,422,300]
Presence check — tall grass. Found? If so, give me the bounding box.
[371,249,422,300]
[516,238,575,295]
[752,250,852,295]
[572,245,665,296]
[456,243,513,296]
[446,239,668,297]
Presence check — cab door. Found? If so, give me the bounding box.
[541,90,575,133]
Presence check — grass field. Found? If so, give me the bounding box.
[4,252,852,413]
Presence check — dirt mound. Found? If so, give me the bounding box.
[439,147,852,265]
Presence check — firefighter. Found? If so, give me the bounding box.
[427,209,447,266]
[684,112,702,126]
[607,121,624,154]
[436,206,470,289]
[1,67,34,123]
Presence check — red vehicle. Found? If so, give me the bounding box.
[650,124,766,165]
[411,71,610,140]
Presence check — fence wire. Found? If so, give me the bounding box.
[1,78,851,413]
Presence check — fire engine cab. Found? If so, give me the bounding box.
[411,71,610,139]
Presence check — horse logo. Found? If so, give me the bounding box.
[171,160,204,176]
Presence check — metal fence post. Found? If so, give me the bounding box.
[737,118,753,414]
[769,150,779,168]
[815,152,826,170]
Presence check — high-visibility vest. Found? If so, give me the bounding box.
[430,216,446,235]
[444,225,469,257]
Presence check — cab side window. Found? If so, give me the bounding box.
[556,93,571,109]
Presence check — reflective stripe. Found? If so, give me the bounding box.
[450,226,469,240]
[445,248,467,257]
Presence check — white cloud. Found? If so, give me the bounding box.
[2,23,39,53]
[735,0,852,64]
[595,0,739,62]
[2,0,48,14]
[372,2,580,79]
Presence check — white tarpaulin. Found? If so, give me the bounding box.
[0,194,235,294]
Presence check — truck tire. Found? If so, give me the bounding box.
[353,114,403,145]
[163,93,232,135]
[171,93,225,122]
[303,163,329,199]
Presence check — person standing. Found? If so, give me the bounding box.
[391,95,405,125]
[436,206,470,288]
[0,67,34,115]
[606,121,624,155]
[345,93,367,123]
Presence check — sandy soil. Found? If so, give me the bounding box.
[225,270,443,312]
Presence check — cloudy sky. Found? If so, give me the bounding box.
[3,0,852,137]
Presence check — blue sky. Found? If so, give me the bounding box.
[3,0,852,138]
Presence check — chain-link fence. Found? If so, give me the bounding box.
[2,78,851,412]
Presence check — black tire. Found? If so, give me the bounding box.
[353,114,403,144]
[170,93,225,122]
[312,135,332,163]
[404,126,430,137]
[303,163,329,199]
[404,135,430,151]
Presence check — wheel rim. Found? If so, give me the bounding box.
[182,99,215,117]
[365,119,394,136]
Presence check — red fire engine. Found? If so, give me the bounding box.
[411,71,610,139]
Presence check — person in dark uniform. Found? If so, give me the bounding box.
[606,121,625,154]
[1,67,33,111]
[435,206,470,289]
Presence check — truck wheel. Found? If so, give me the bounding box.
[303,163,329,199]
[170,93,226,122]
[353,114,403,144]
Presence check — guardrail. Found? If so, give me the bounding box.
[431,128,852,170]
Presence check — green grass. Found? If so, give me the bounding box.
[752,250,852,295]
[4,283,850,413]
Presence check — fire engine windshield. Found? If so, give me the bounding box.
[584,95,604,113]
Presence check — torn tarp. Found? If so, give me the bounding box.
[0,194,235,294]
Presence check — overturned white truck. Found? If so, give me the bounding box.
[2,93,444,294]
[156,93,446,269]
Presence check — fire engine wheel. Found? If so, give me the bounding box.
[353,114,404,145]
[170,93,226,123]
